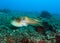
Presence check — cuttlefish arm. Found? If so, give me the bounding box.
[24,16,38,24]
[24,16,43,26]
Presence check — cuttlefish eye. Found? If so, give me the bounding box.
[15,18,21,22]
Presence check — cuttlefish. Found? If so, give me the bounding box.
[11,16,40,27]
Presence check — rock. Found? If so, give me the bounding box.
[40,11,52,19]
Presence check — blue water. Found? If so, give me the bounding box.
[0,0,60,43]
[0,0,60,14]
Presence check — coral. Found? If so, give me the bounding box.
[7,37,15,43]
[40,11,52,19]
[56,35,60,43]
[29,40,34,43]
[38,40,46,43]
[21,38,29,43]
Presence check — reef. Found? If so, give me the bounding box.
[40,11,52,19]
[0,10,60,43]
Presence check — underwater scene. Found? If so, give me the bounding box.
[0,0,60,43]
